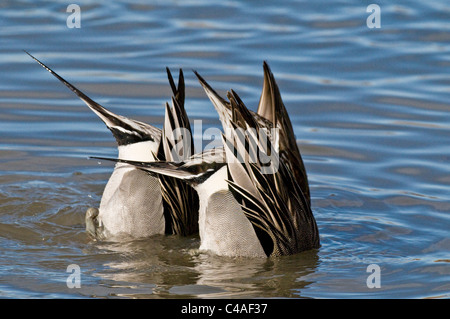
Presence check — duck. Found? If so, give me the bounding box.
[94,62,320,257]
[193,61,311,207]
[26,52,199,239]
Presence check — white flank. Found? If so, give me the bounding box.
[98,164,165,239]
[118,140,159,162]
[194,166,266,258]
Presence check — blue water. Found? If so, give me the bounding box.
[0,0,449,298]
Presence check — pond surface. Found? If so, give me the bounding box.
[0,0,449,298]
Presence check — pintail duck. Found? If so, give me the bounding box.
[26,52,199,239]
[193,62,311,207]
[95,62,320,257]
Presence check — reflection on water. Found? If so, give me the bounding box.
[0,0,449,298]
[83,237,320,298]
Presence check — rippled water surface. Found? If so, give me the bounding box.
[1,0,449,299]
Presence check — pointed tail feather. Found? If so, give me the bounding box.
[25,51,160,146]
[166,67,185,109]
[257,61,311,206]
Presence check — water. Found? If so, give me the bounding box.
[0,0,449,299]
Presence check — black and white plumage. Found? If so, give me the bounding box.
[156,69,199,236]
[25,51,161,150]
[197,63,318,255]
[194,62,311,206]
[27,52,198,239]
[29,52,319,257]
[222,92,320,256]
[92,151,267,257]
[94,63,320,257]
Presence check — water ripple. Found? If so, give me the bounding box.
[0,0,449,298]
